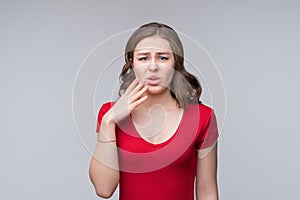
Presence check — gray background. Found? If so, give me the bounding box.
[1,0,299,199]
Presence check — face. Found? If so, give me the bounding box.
[132,36,175,95]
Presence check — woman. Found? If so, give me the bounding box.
[89,22,219,200]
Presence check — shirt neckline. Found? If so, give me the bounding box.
[130,108,185,148]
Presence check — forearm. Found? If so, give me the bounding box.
[196,181,219,200]
[196,143,219,200]
[196,193,219,200]
[89,119,120,198]
[196,165,219,200]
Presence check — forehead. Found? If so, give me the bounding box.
[134,36,172,53]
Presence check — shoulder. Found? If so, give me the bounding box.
[199,103,215,119]
[184,103,216,129]
[98,101,115,114]
[185,103,214,118]
[101,101,115,109]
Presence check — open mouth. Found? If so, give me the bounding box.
[146,77,161,85]
[149,77,159,81]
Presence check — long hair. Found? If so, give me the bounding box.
[118,22,202,108]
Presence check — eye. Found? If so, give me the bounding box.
[138,57,147,61]
[159,56,169,61]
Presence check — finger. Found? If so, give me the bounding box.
[131,95,148,108]
[130,85,148,102]
[131,79,146,94]
[124,78,139,94]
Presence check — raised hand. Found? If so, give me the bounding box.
[104,78,148,124]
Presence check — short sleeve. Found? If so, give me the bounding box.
[196,109,219,150]
[96,102,114,133]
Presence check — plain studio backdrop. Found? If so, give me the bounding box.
[1,1,299,199]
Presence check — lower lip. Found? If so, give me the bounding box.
[146,78,161,86]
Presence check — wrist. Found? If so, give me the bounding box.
[102,111,116,125]
[97,132,116,143]
[99,112,116,141]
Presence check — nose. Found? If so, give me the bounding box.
[148,56,158,71]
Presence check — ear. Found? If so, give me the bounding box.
[129,58,134,67]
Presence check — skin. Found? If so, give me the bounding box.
[130,36,183,144]
[89,36,219,199]
[132,36,175,98]
[196,143,219,200]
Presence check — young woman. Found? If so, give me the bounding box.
[89,22,219,200]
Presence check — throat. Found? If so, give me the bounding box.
[132,107,184,144]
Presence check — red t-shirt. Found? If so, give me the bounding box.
[96,102,219,200]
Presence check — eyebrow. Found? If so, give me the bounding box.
[136,51,172,56]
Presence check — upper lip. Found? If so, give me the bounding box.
[146,75,160,80]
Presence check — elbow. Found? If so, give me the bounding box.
[89,175,118,199]
[89,175,116,198]
[95,189,114,199]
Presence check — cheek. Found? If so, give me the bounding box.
[132,60,140,77]
[165,68,175,84]
[132,67,144,79]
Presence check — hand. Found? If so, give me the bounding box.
[104,78,148,124]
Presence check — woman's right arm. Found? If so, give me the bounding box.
[89,79,148,198]
[89,113,119,198]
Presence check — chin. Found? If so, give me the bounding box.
[146,85,169,95]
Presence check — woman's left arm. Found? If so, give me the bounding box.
[196,142,219,200]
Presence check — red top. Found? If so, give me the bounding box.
[96,102,219,200]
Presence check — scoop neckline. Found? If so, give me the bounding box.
[130,108,185,148]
